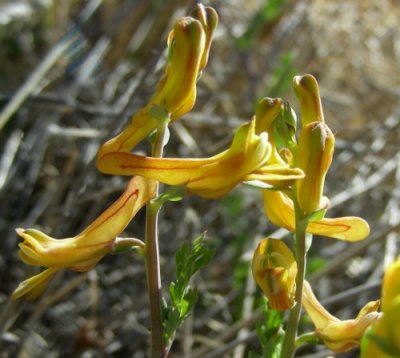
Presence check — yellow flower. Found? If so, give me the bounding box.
[293,74,335,213]
[362,257,400,357]
[12,176,156,300]
[154,15,206,121]
[261,75,369,241]
[303,281,380,353]
[293,74,324,125]
[252,238,297,311]
[254,97,287,165]
[296,121,335,213]
[247,97,305,188]
[97,8,217,163]
[96,118,303,199]
[263,190,369,241]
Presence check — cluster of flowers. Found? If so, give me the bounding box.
[11,4,398,356]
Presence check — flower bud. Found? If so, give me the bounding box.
[252,238,297,311]
[293,74,324,125]
[274,101,297,150]
[255,97,286,165]
[296,121,335,213]
[154,17,206,120]
[191,4,218,71]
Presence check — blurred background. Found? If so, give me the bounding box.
[0,0,399,357]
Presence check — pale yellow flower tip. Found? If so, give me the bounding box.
[12,267,60,301]
[252,238,297,311]
[303,281,380,353]
[254,97,283,135]
[308,215,370,242]
[296,121,335,213]
[192,4,218,71]
[293,74,324,126]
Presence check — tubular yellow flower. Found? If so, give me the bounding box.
[252,238,297,311]
[293,74,324,125]
[12,176,156,300]
[155,16,205,121]
[262,74,369,241]
[296,121,335,213]
[302,281,380,353]
[293,74,335,213]
[362,257,400,357]
[263,190,370,241]
[97,10,217,164]
[96,118,304,199]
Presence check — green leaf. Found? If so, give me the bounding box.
[152,186,186,212]
[163,233,215,346]
[255,297,285,357]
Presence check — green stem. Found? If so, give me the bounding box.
[145,120,169,357]
[295,332,321,349]
[280,198,308,358]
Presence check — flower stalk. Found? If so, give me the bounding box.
[280,193,308,358]
[145,118,170,357]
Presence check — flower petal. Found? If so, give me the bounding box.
[381,256,400,311]
[191,4,218,72]
[296,121,335,213]
[302,280,340,330]
[303,281,380,353]
[307,216,370,242]
[12,267,60,301]
[263,190,370,241]
[245,164,304,187]
[154,17,205,120]
[293,74,325,125]
[255,97,287,165]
